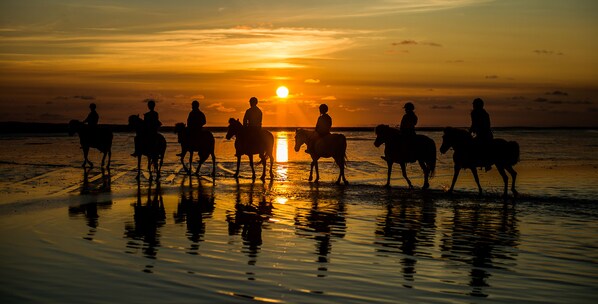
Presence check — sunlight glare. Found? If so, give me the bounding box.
[276,86,289,98]
[276,134,289,163]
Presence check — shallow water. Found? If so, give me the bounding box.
[0,130,597,303]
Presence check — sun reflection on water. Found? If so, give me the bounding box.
[276,133,289,163]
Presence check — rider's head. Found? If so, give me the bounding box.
[473,98,484,109]
[89,103,96,110]
[249,97,258,107]
[191,100,199,109]
[147,99,156,110]
[404,102,415,112]
[319,104,328,114]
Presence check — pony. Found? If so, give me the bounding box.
[374,125,436,189]
[440,127,519,197]
[68,120,113,169]
[174,123,216,177]
[225,118,274,180]
[294,129,348,185]
[128,115,167,181]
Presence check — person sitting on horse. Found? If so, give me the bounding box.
[400,102,417,137]
[241,97,263,155]
[469,97,493,171]
[306,104,332,153]
[177,100,207,156]
[132,99,162,157]
[82,102,99,136]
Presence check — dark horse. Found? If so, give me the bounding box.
[174,123,216,177]
[440,127,519,197]
[225,118,274,180]
[374,125,436,189]
[128,115,167,181]
[294,129,348,185]
[68,120,113,169]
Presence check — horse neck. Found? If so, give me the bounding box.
[451,132,472,151]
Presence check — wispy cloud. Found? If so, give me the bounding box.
[392,40,442,47]
[305,79,320,83]
[207,102,236,113]
[533,49,564,56]
[546,90,568,96]
[321,96,337,101]
[430,104,454,110]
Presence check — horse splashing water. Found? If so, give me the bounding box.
[225,118,274,180]
[374,124,436,189]
[440,127,519,197]
[294,129,348,185]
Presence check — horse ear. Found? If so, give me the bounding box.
[236,118,240,122]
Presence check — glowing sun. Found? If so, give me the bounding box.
[276,86,289,98]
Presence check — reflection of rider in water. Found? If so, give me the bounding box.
[132,100,162,157]
[469,98,493,171]
[307,104,332,153]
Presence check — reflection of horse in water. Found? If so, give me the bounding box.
[226,182,273,271]
[440,127,519,197]
[294,129,348,185]
[174,176,215,255]
[124,181,166,271]
[68,120,113,169]
[174,123,216,177]
[374,125,436,189]
[225,118,274,180]
[128,115,166,180]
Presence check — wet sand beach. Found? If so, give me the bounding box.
[1,130,597,303]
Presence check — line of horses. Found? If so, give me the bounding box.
[68,118,520,197]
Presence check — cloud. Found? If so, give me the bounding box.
[533,49,564,56]
[534,98,591,105]
[191,94,206,100]
[73,95,95,100]
[321,96,337,101]
[305,79,320,84]
[338,105,366,112]
[430,104,454,110]
[207,102,235,113]
[485,75,499,79]
[546,90,568,96]
[391,40,442,47]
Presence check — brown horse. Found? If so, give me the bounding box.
[174,123,216,177]
[225,118,274,180]
[294,129,348,185]
[68,120,112,169]
[374,124,436,189]
[440,127,519,197]
[128,115,166,181]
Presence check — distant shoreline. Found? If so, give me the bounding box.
[1,121,597,134]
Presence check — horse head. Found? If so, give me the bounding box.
[68,119,81,136]
[374,124,390,147]
[440,127,470,154]
[226,118,241,140]
[294,128,308,152]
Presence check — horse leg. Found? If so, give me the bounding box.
[448,165,460,193]
[157,156,163,180]
[196,153,207,176]
[308,161,314,181]
[385,161,392,188]
[107,150,111,170]
[419,159,429,190]
[234,156,241,178]
[249,155,256,180]
[147,156,153,181]
[400,163,413,189]
[269,154,274,179]
[101,151,106,168]
[180,150,188,174]
[82,146,90,168]
[136,156,141,180]
[314,160,320,183]
[471,167,483,196]
[496,165,509,198]
[211,153,216,178]
[190,151,196,175]
[505,166,518,197]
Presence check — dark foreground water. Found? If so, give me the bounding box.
[0,130,597,303]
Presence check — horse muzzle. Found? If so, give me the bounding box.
[374,138,383,147]
[439,145,449,154]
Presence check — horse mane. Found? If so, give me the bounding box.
[228,118,241,127]
[375,124,400,136]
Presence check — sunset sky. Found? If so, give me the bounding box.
[1,0,596,127]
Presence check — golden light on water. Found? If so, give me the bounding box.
[276,133,289,163]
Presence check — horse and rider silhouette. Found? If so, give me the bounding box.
[174,99,216,177]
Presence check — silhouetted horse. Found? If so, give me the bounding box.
[174,123,216,177]
[374,125,436,189]
[440,127,519,197]
[225,118,274,180]
[294,129,348,185]
[68,120,113,169]
[128,115,166,181]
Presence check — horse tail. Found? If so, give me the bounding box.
[507,141,520,166]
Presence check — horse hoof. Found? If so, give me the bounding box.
[423,183,429,190]
[343,180,349,185]
[384,183,391,188]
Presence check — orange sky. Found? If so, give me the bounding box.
[1,0,597,127]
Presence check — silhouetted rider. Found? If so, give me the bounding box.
[400,102,417,136]
[469,98,493,171]
[177,100,206,156]
[83,103,99,127]
[307,104,332,153]
[241,97,263,155]
[132,100,162,157]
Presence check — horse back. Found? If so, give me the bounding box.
[492,138,519,166]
